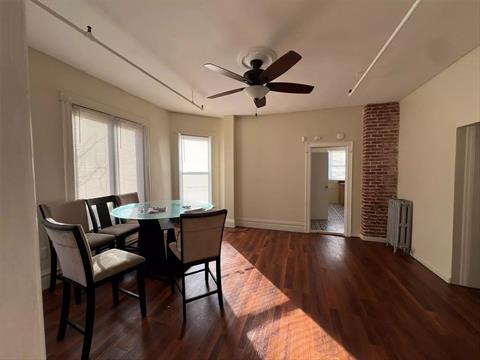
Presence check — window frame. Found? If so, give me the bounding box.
[328,149,346,181]
[71,104,146,200]
[178,133,212,203]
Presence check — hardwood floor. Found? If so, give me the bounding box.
[43,228,480,359]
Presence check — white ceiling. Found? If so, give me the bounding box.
[27,0,480,116]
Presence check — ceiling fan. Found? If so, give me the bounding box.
[204,50,314,108]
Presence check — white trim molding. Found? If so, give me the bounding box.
[225,218,236,228]
[412,253,451,284]
[304,141,353,236]
[359,234,386,243]
[236,218,305,233]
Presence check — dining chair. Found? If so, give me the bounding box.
[167,209,227,322]
[86,195,139,250]
[115,191,140,207]
[114,192,141,250]
[39,200,116,292]
[41,218,147,360]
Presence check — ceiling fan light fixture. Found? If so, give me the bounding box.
[244,85,269,100]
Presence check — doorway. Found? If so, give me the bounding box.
[305,142,352,236]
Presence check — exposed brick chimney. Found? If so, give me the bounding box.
[361,102,399,240]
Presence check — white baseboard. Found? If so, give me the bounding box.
[41,270,55,290]
[236,217,305,233]
[359,234,386,243]
[411,253,451,284]
[225,218,236,228]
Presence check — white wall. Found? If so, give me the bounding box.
[0,1,46,358]
[398,47,480,282]
[28,48,171,281]
[235,107,363,234]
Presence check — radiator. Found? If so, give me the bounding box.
[386,199,413,254]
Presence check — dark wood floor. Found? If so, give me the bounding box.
[43,228,480,359]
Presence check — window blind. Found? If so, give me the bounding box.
[179,134,212,202]
[72,105,145,200]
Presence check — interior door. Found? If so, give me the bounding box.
[311,151,329,220]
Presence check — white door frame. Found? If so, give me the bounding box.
[305,141,353,236]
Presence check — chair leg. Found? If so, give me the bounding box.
[181,273,187,322]
[111,278,119,305]
[166,228,176,245]
[169,255,175,295]
[216,258,224,311]
[205,262,209,285]
[116,237,126,250]
[57,281,71,340]
[49,244,57,292]
[81,288,95,360]
[74,287,82,304]
[137,266,147,317]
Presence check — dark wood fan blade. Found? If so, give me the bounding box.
[258,51,302,83]
[207,87,245,99]
[204,63,245,83]
[266,82,314,94]
[254,97,266,108]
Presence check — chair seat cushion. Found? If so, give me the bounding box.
[85,233,115,249]
[168,241,181,260]
[93,249,145,283]
[99,223,139,237]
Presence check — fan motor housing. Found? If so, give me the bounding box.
[243,67,263,85]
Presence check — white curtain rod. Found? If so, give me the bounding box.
[30,0,204,111]
[348,0,423,96]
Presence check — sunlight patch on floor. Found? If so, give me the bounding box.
[221,242,354,359]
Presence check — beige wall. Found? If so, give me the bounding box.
[29,48,171,278]
[0,2,46,357]
[398,47,480,282]
[235,107,363,234]
[169,112,224,206]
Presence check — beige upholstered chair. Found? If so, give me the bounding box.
[86,195,139,249]
[114,192,142,250]
[168,209,227,322]
[42,218,146,360]
[115,192,140,206]
[39,200,116,292]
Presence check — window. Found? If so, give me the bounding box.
[179,134,212,202]
[328,149,346,181]
[72,105,145,200]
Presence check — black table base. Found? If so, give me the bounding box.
[137,219,177,280]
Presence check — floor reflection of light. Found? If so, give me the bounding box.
[221,242,353,359]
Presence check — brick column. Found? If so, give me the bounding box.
[361,102,399,240]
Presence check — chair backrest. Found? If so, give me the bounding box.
[115,192,139,206]
[86,195,118,232]
[179,209,227,263]
[41,218,93,287]
[39,200,90,233]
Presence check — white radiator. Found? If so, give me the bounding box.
[386,199,413,254]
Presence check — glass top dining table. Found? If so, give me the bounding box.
[111,199,214,221]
